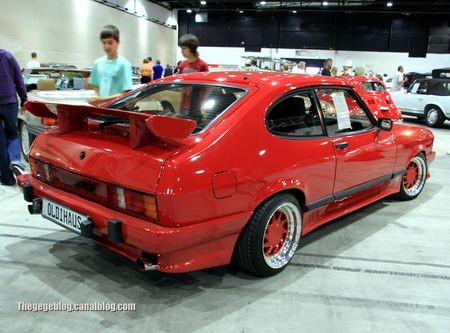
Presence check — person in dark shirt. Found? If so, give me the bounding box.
[174,61,182,74]
[0,49,27,185]
[153,60,164,80]
[164,64,173,77]
[321,58,333,76]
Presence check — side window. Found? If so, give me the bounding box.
[315,88,374,136]
[418,81,428,94]
[266,91,324,137]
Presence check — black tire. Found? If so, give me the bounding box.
[19,121,32,162]
[233,193,302,277]
[395,153,427,201]
[425,106,445,128]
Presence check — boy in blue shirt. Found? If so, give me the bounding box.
[88,25,132,106]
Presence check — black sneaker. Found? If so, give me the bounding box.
[10,162,25,178]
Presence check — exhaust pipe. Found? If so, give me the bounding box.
[136,257,158,272]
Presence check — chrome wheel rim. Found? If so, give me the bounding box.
[20,124,30,156]
[262,202,301,269]
[403,156,426,197]
[427,109,438,124]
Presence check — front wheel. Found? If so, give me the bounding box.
[234,193,302,276]
[395,153,427,201]
[425,106,445,127]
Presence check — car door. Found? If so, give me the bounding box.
[265,89,336,205]
[315,87,397,195]
[402,81,427,114]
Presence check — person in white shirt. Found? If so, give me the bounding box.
[391,65,407,92]
[26,52,40,69]
[292,61,306,74]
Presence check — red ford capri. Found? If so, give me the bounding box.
[18,72,435,276]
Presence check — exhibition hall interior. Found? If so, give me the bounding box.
[1,0,450,332]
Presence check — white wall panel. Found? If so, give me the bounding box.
[0,0,177,69]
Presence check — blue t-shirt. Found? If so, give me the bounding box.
[153,65,164,80]
[90,55,133,98]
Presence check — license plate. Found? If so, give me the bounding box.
[41,199,88,234]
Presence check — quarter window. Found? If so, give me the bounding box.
[315,88,374,135]
[266,91,324,137]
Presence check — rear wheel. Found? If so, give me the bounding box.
[234,193,302,276]
[19,122,31,162]
[395,153,427,201]
[425,106,445,127]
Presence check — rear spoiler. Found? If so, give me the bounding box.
[24,101,197,149]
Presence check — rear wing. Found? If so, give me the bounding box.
[24,101,197,149]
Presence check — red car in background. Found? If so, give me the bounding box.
[344,76,403,121]
[18,72,434,277]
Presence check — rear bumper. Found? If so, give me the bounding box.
[18,174,251,273]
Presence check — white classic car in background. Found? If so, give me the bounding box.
[390,78,450,127]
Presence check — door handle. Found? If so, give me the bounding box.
[334,142,349,149]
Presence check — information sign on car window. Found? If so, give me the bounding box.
[332,92,351,130]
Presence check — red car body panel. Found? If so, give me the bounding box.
[18,72,435,273]
[344,76,402,121]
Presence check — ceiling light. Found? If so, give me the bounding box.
[322,1,329,5]
[292,10,297,13]
[186,9,192,13]
[260,1,267,5]
[200,1,206,5]
[387,2,393,7]
[239,10,244,13]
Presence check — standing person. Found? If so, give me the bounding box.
[391,65,407,92]
[292,61,306,74]
[178,34,209,74]
[330,66,339,77]
[88,25,133,106]
[163,64,173,77]
[321,58,333,76]
[153,60,164,80]
[173,60,182,74]
[0,49,27,185]
[139,58,153,84]
[26,52,40,69]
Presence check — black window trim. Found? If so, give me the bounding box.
[264,87,328,140]
[313,85,378,138]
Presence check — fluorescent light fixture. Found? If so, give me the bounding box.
[186,9,192,13]
[292,10,297,13]
[322,1,329,5]
[200,1,206,5]
[239,10,244,13]
[387,2,393,7]
[260,1,266,5]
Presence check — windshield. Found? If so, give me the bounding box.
[106,84,246,134]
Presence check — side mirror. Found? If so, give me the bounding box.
[377,118,393,131]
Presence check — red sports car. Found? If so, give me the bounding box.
[18,72,435,276]
[343,76,403,122]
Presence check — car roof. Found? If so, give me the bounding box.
[157,71,351,89]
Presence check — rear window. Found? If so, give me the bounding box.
[107,84,246,134]
[360,81,386,92]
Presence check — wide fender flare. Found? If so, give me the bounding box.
[249,178,307,212]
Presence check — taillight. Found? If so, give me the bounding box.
[109,186,158,220]
[30,158,158,220]
[41,117,57,126]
